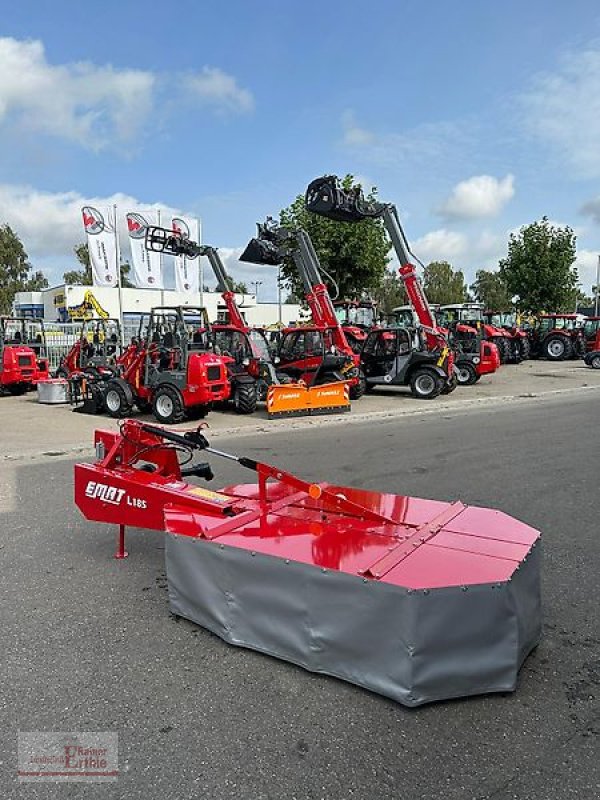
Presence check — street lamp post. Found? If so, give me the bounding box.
[251,281,263,302]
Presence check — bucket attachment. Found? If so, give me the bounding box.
[239,236,282,266]
[266,380,350,418]
[305,175,382,222]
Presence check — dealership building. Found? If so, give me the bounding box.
[14,285,303,330]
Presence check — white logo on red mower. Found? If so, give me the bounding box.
[84,481,147,508]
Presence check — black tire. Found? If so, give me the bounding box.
[349,369,366,400]
[455,361,478,386]
[492,337,509,363]
[233,382,258,415]
[543,335,572,361]
[152,384,186,425]
[589,353,600,370]
[7,383,27,396]
[104,378,134,418]
[519,337,531,360]
[409,368,443,400]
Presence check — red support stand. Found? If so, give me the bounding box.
[114,524,129,560]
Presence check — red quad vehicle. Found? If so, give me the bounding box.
[102,306,234,424]
[527,314,585,361]
[0,316,49,395]
[483,311,530,360]
[240,220,366,397]
[57,318,122,379]
[333,299,377,353]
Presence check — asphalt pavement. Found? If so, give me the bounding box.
[1,390,599,799]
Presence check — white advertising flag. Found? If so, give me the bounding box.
[172,217,200,294]
[126,211,163,289]
[81,206,119,287]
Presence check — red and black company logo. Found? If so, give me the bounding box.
[126,212,149,240]
[82,206,105,235]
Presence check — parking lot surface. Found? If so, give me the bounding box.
[1,387,599,799]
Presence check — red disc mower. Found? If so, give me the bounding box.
[74,420,542,707]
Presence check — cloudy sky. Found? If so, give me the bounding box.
[2,0,600,299]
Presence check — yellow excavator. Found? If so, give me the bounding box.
[68,290,110,320]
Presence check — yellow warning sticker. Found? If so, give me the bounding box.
[187,487,234,504]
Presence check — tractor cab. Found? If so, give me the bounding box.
[582,317,600,352]
[333,300,376,354]
[213,325,286,399]
[277,326,356,387]
[440,303,519,363]
[58,318,122,378]
[360,326,453,400]
[0,317,49,395]
[390,305,418,328]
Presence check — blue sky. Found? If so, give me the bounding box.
[2,0,600,299]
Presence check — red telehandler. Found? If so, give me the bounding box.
[240,219,366,399]
[0,316,49,395]
[304,176,457,397]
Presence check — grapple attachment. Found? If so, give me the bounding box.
[74,421,542,707]
[240,219,286,265]
[305,175,382,222]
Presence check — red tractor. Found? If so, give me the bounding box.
[440,304,520,364]
[333,299,377,353]
[526,314,585,361]
[581,316,600,353]
[0,316,49,395]
[240,220,366,397]
[102,306,234,424]
[483,311,530,360]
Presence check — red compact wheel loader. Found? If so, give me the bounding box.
[304,176,459,396]
[240,219,365,400]
[0,316,49,395]
[57,318,122,379]
[102,306,232,424]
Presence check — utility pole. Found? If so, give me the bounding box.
[595,255,600,316]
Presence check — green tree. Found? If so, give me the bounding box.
[224,276,248,293]
[470,269,512,310]
[499,218,578,313]
[279,175,391,300]
[423,260,468,304]
[372,270,408,316]
[0,224,48,315]
[63,243,134,288]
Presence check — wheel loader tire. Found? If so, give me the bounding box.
[7,383,27,396]
[104,378,134,418]
[349,370,366,400]
[544,335,572,361]
[233,382,257,415]
[590,354,600,369]
[410,368,443,400]
[152,384,186,425]
[455,362,478,386]
[441,373,458,394]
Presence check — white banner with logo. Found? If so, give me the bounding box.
[81,206,119,287]
[172,216,200,294]
[126,210,163,289]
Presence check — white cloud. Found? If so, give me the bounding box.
[405,228,508,280]
[410,229,469,262]
[438,174,515,220]
[0,37,255,151]
[574,248,600,292]
[0,183,185,259]
[340,109,464,166]
[521,42,600,176]
[183,67,254,114]
[0,37,155,149]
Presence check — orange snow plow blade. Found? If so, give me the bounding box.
[267,381,350,418]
